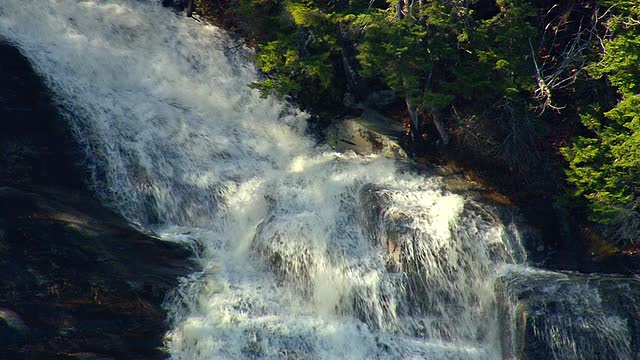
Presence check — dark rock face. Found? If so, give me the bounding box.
[0,43,82,189]
[0,187,195,359]
[0,308,29,349]
[496,268,640,360]
[0,43,195,359]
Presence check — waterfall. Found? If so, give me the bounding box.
[5,1,632,359]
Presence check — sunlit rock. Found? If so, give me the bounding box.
[326,109,407,159]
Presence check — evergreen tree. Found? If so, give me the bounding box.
[563,1,640,244]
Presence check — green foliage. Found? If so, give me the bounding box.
[473,0,537,96]
[564,96,640,223]
[237,0,288,41]
[563,1,640,237]
[238,0,349,109]
[588,1,640,95]
[356,0,479,121]
[235,0,542,118]
[357,0,538,111]
[357,10,431,102]
[251,38,334,99]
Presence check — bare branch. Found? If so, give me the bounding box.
[366,0,376,14]
[530,4,604,114]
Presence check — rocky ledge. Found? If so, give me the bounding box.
[0,187,194,359]
[0,43,195,359]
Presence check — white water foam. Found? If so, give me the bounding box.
[0,1,526,358]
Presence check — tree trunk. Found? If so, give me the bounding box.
[186,0,194,17]
[336,25,365,101]
[405,97,424,152]
[396,0,405,20]
[431,109,450,146]
[341,52,362,97]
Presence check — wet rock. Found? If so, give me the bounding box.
[0,308,29,348]
[358,183,526,342]
[575,225,640,275]
[0,42,196,359]
[251,216,314,292]
[0,43,82,189]
[359,183,525,272]
[326,109,407,159]
[359,184,412,272]
[496,267,640,360]
[0,187,196,359]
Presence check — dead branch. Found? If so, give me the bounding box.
[530,5,608,114]
[605,198,640,246]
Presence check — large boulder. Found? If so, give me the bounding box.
[359,183,526,274]
[357,183,526,343]
[496,267,640,360]
[250,214,315,293]
[326,109,407,159]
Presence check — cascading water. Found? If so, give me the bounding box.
[0,1,524,358]
[2,1,634,359]
[495,266,640,360]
